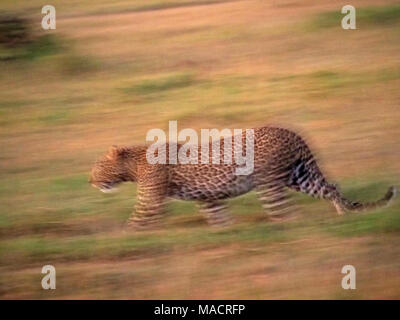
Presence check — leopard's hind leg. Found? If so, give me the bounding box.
[287,154,350,215]
[286,154,338,207]
[255,165,297,221]
[198,201,234,227]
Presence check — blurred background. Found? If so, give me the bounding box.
[0,0,399,299]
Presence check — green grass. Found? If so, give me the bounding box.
[2,177,398,267]
[324,206,400,237]
[121,0,237,14]
[323,182,400,237]
[0,216,298,266]
[122,73,195,95]
[0,34,61,61]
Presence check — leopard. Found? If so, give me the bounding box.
[90,126,397,229]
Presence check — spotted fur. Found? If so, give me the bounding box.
[90,126,397,229]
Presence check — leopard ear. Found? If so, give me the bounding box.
[106,145,119,160]
[107,145,129,160]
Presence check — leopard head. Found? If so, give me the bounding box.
[90,146,132,193]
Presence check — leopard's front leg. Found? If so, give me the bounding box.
[126,165,168,230]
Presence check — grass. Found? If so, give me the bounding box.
[0,34,60,61]
[0,0,400,299]
[323,181,400,237]
[122,73,195,95]
[0,0,237,17]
